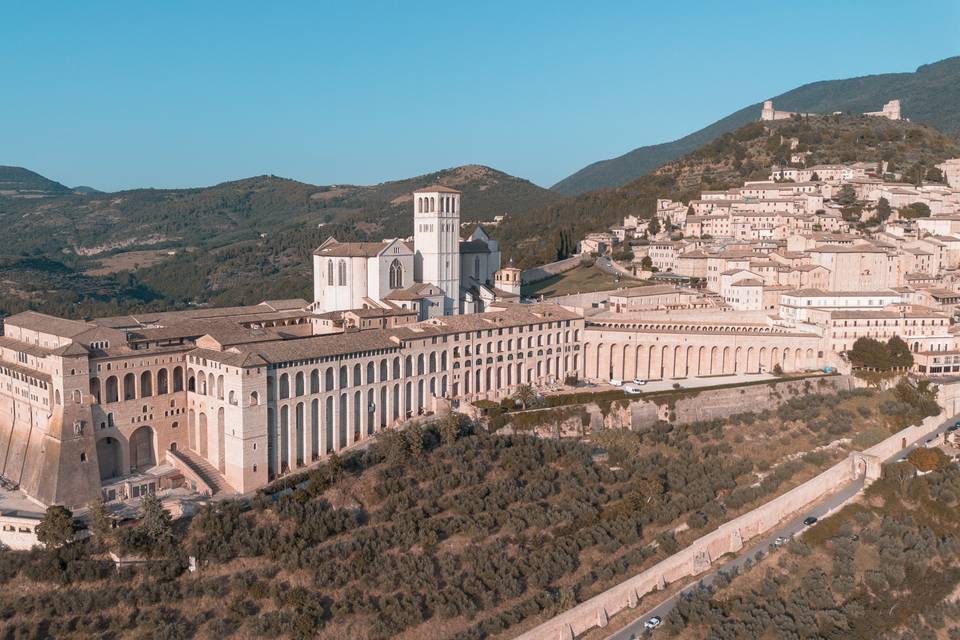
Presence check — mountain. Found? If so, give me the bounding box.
[553,56,960,195]
[500,113,960,268]
[0,164,565,317]
[71,185,103,194]
[0,165,70,195]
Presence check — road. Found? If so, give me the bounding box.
[604,414,957,640]
[596,257,635,278]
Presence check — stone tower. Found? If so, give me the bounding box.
[495,260,522,297]
[761,100,775,121]
[413,186,461,315]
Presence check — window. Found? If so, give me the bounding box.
[338,260,347,286]
[389,259,404,289]
[327,260,334,286]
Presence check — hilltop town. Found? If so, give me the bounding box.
[4,89,960,640]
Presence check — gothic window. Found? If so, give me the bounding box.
[338,260,347,286]
[327,260,334,286]
[389,259,403,289]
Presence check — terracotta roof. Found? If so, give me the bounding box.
[4,311,96,338]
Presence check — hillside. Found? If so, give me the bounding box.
[0,165,70,195]
[500,114,960,268]
[0,164,565,317]
[553,55,960,194]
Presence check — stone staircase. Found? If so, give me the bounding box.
[166,449,234,496]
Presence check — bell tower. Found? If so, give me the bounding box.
[413,186,461,315]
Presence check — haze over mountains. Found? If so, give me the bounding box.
[552,56,960,194]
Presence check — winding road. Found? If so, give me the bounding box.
[604,414,956,640]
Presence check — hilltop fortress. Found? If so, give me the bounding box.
[761,98,902,122]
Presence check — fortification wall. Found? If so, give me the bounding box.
[521,255,583,285]
[513,399,948,640]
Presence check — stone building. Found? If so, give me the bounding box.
[0,301,582,507]
[312,187,501,316]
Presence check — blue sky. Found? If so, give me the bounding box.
[2,1,958,191]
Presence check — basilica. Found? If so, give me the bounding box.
[312,186,504,318]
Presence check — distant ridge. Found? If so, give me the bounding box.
[552,56,960,194]
[0,165,70,193]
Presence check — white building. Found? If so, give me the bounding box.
[312,187,501,317]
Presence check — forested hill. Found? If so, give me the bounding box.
[0,164,564,259]
[552,55,960,195]
[499,114,960,268]
[0,165,71,194]
[0,164,565,318]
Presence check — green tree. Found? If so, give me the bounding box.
[87,497,113,540]
[899,202,931,219]
[404,425,424,460]
[640,256,653,271]
[886,336,914,369]
[647,217,661,236]
[513,384,536,410]
[925,166,945,183]
[326,451,344,483]
[848,337,890,369]
[36,505,74,549]
[876,197,892,223]
[439,412,462,446]
[836,184,857,206]
[140,492,173,550]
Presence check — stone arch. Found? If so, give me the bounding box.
[295,371,304,396]
[249,391,260,406]
[173,366,184,392]
[279,373,290,399]
[123,373,136,400]
[140,371,153,397]
[280,405,290,471]
[90,377,102,404]
[217,407,226,472]
[295,403,304,466]
[157,369,169,395]
[325,396,335,453]
[339,393,348,447]
[96,437,122,480]
[130,425,156,471]
[198,412,209,458]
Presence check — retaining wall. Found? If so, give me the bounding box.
[521,255,583,285]
[508,375,857,438]
[513,407,947,640]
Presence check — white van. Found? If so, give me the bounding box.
[610,379,623,387]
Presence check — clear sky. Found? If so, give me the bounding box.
[2,1,958,191]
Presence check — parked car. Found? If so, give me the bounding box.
[632,378,647,386]
[949,422,960,432]
[803,516,818,526]
[610,379,623,387]
[624,385,643,395]
[644,616,662,630]
[773,535,787,547]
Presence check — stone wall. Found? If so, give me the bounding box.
[507,375,858,438]
[512,395,949,640]
[521,255,583,285]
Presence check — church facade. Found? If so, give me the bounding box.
[312,186,501,318]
